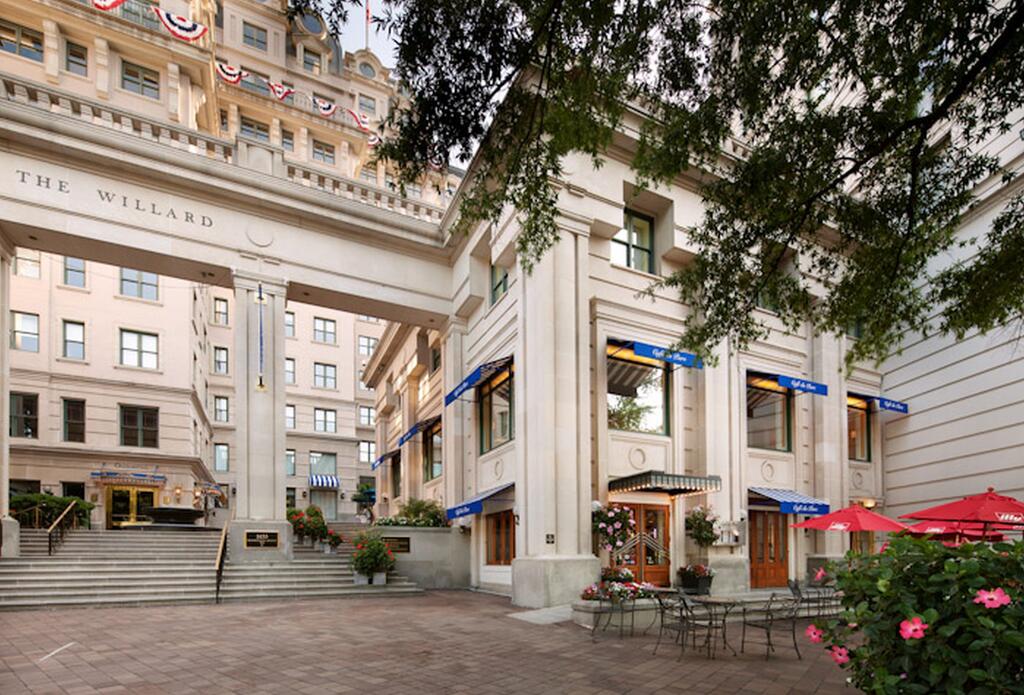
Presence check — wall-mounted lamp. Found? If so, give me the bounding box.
[862,498,877,509]
[231,486,237,497]
[301,490,307,499]
[338,491,346,500]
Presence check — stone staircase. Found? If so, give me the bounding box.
[0,527,421,610]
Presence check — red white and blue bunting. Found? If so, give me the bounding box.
[215,63,248,84]
[346,108,372,132]
[92,0,127,10]
[312,96,339,118]
[151,7,208,42]
[267,81,295,102]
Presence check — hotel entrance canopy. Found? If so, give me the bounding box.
[446,482,514,520]
[749,487,830,516]
[608,471,722,497]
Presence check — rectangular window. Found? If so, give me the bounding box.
[285,449,296,476]
[312,140,335,165]
[214,443,229,472]
[62,481,85,499]
[63,320,85,360]
[358,440,375,464]
[13,249,40,278]
[313,317,336,344]
[847,395,871,462]
[63,257,85,287]
[303,49,320,73]
[285,404,295,429]
[285,358,296,384]
[479,365,513,453]
[10,393,38,438]
[240,68,269,96]
[847,321,864,340]
[309,451,337,476]
[746,372,791,451]
[284,311,295,337]
[611,209,654,273]
[423,420,443,482]
[357,335,378,356]
[606,341,668,434]
[213,347,229,374]
[430,346,442,374]
[281,129,294,152]
[314,408,336,433]
[391,455,402,498]
[63,399,85,442]
[358,94,375,114]
[11,312,39,352]
[486,510,515,566]
[65,41,87,76]
[314,362,336,389]
[240,117,269,142]
[120,330,158,369]
[359,168,378,184]
[358,406,375,427]
[242,22,267,50]
[357,314,380,323]
[119,268,158,300]
[214,396,229,422]
[286,487,296,508]
[213,298,229,325]
[121,61,160,99]
[120,405,158,448]
[0,20,43,62]
[490,265,509,304]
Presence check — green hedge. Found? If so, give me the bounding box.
[11,493,94,528]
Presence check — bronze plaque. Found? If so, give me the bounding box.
[381,536,411,553]
[244,530,280,548]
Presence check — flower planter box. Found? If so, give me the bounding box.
[353,573,370,585]
[371,572,387,585]
[679,575,713,595]
[571,598,660,630]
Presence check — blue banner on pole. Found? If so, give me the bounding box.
[632,341,701,369]
[778,375,828,396]
[876,397,909,414]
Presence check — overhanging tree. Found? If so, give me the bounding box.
[320,0,1024,368]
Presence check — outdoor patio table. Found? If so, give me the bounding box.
[690,595,773,658]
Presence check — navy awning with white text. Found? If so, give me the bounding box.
[444,356,512,406]
[446,482,515,520]
[750,487,830,516]
[398,415,442,446]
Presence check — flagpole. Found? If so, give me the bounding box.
[365,0,370,50]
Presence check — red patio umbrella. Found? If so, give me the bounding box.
[898,488,1024,527]
[792,505,907,532]
[905,520,1007,542]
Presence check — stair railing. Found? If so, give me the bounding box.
[214,522,229,604]
[13,505,44,529]
[46,501,78,556]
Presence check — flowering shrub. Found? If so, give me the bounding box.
[325,529,343,548]
[592,502,634,552]
[601,567,635,583]
[579,580,657,602]
[303,505,328,541]
[351,530,396,576]
[375,498,449,527]
[685,505,718,548]
[286,508,306,538]
[810,535,1024,693]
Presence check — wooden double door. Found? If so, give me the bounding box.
[612,503,671,586]
[749,510,789,588]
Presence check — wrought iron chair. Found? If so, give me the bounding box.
[741,593,802,660]
[652,592,685,656]
[679,593,717,658]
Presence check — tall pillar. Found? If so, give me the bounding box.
[0,231,18,556]
[813,332,845,560]
[441,319,467,513]
[228,271,291,562]
[511,224,599,608]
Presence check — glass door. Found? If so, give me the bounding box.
[106,487,159,528]
[612,503,671,586]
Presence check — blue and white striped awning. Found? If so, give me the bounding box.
[444,356,512,406]
[446,482,515,520]
[309,475,339,489]
[371,449,399,471]
[750,487,830,516]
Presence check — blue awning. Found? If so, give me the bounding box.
[398,415,442,446]
[875,397,908,414]
[309,475,339,489]
[444,356,512,406]
[371,449,399,471]
[446,482,515,520]
[777,375,828,396]
[750,487,830,516]
[630,341,702,369]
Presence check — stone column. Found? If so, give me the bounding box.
[228,271,291,562]
[511,224,599,608]
[441,319,467,513]
[812,332,845,560]
[0,232,18,556]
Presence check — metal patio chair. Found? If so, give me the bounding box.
[740,594,802,660]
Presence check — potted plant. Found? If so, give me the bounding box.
[305,505,327,549]
[351,530,395,584]
[678,563,715,595]
[325,529,343,554]
[591,502,635,554]
[287,508,306,544]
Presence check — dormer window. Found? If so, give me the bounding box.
[358,61,376,79]
[303,49,321,73]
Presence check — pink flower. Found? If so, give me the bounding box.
[804,624,823,643]
[814,566,827,582]
[616,540,623,546]
[830,646,850,665]
[613,521,621,529]
[598,522,606,528]
[899,617,929,640]
[974,588,1012,609]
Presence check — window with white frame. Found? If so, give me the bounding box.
[11,312,39,352]
[13,249,40,278]
[313,317,336,343]
[213,347,229,374]
[285,404,296,429]
[285,311,295,337]
[358,405,375,427]
[242,21,267,50]
[312,140,335,165]
[119,268,158,300]
[309,451,337,475]
[285,449,296,476]
[214,443,229,472]
[314,362,336,389]
[285,358,296,384]
[62,320,85,360]
[213,298,229,325]
[63,257,85,287]
[358,440,375,464]
[357,335,378,356]
[120,330,158,369]
[214,396,229,422]
[314,408,336,433]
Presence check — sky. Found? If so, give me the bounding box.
[336,1,398,68]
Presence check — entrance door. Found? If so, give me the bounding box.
[106,487,158,528]
[310,490,337,520]
[613,503,671,586]
[749,510,789,588]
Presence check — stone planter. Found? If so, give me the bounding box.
[353,573,370,585]
[371,571,388,585]
[323,545,334,554]
[679,573,713,595]
[571,598,660,630]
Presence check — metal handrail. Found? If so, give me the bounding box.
[13,505,43,529]
[214,523,229,604]
[46,501,78,556]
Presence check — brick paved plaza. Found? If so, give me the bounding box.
[0,592,848,694]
